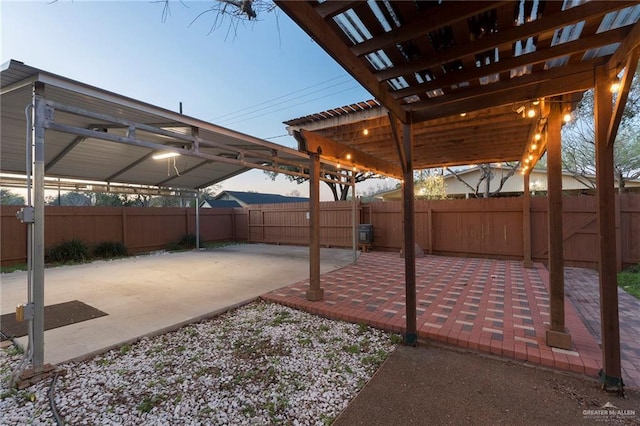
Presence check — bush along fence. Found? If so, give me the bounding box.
[1,206,247,266]
[1,194,639,270]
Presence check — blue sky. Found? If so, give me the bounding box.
[1,1,392,199]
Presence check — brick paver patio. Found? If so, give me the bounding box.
[263,252,639,389]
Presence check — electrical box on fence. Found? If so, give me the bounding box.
[358,224,373,245]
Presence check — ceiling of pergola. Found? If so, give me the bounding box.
[277,1,640,175]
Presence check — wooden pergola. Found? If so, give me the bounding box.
[275,0,640,392]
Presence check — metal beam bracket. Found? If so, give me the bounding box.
[599,369,625,395]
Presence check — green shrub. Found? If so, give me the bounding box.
[45,239,91,264]
[166,234,197,251]
[93,241,128,259]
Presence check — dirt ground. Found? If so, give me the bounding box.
[334,343,640,425]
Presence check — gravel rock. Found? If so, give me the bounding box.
[1,301,397,425]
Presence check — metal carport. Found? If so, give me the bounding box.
[0,59,384,377]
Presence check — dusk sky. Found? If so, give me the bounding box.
[1,1,397,200]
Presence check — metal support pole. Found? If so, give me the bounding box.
[352,173,357,265]
[307,153,323,301]
[403,123,417,346]
[195,189,200,249]
[595,64,623,392]
[32,82,46,372]
[545,100,572,350]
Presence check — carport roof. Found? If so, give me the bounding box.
[0,59,313,194]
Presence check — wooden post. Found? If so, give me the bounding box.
[595,64,622,391]
[522,172,533,267]
[403,123,417,345]
[307,152,323,301]
[427,207,433,255]
[545,100,572,350]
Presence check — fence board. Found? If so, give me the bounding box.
[1,206,247,266]
[2,195,638,269]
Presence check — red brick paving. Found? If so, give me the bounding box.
[262,252,629,386]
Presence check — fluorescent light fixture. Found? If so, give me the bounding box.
[152,152,180,160]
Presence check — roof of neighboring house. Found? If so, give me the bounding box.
[215,190,308,205]
[201,199,242,208]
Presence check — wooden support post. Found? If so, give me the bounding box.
[403,123,417,345]
[595,64,623,391]
[522,172,533,268]
[545,100,572,350]
[307,152,323,301]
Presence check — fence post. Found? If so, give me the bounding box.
[121,208,127,247]
[522,173,533,267]
[615,195,622,272]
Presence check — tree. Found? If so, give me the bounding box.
[159,0,276,39]
[414,169,447,200]
[92,193,129,206]
[46,192,91,206]
[562,68,640,193]
[264,168,380,201]
[445,163,519,198]
[0,189,25,205]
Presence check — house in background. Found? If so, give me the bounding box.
[200,190,309,208]
[375,165,640,200]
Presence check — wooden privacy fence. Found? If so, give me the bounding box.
[247,194,640,270]
[1,206,247,266]
[2,194,638,269]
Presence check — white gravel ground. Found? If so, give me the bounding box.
[1,301,398,425]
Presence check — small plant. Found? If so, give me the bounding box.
[6,345,24,357]
[45,239,91,264]
[0,263,27,274]
[120,344,131,355]
[390,334,403,344]
[618,264,640,299]
[343,344,360,354]
[137,394,165,413]
[93,241,128,259]
[166,234,197,251]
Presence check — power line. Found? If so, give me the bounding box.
[210,74,351,122]
[222,84,361,128]
[216,79,355,125]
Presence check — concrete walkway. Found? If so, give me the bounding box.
[565,267,640,388]
[0,245,355,365]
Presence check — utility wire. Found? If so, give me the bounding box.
[216,78,354,125]
[222,85,361,128]
[211,74,352,123]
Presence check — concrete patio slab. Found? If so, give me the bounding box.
[0,245,355,365]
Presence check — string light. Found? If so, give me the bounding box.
[531,143,537,150]
[534,133,541,141]
[610,78,621,93]
[563,113,572,123]
[346,153,352,160]
[527,108,536,118]
[362,128,369,136]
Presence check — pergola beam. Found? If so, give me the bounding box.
[275,0,408,122]
[374,1,636,82]
[297,129,402,178]
[607,49,640,148]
